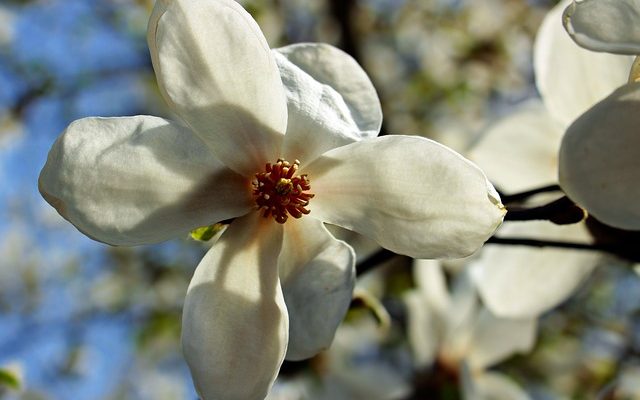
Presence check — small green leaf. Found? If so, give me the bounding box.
[0,368,21,390]
[190,223,225,242]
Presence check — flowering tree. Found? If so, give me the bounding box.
[1,0,639,399]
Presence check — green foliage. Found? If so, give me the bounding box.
[136,311,181,351]
[189,223,225,242]
[0,368,20,390]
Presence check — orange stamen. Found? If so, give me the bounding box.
[252,159,315,224]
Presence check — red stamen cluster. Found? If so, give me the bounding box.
[252,159,315,224]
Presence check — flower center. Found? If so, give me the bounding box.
[252,159,315,224]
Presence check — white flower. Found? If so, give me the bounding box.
[38,0,505,398]
[559,82,640,230]
[0,4,15,47]
[404,260,536,400]
[563,0,640,55]
[312,316,411,400]
[468,0,632,318]
[558,1,640,230]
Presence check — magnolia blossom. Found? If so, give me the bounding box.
[605,366,640,398]
[404,260,536,400]
[0,4,15,47]
[563,0,640,55]
[268,274,412,400]
[559,82,640,230]
[307,316,411,400]
[38,0,504,398]
[265,317,411,400]
[468,0,632,318]
[559,0,640,230]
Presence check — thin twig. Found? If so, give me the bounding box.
[499,184,562,204]
[486,236,599,251]
[500,184,562,204]
[356,248,399,276]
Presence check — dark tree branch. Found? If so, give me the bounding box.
[356,248,400,276]
[499,184,562,204]
[505,196,586,225]
[327,0,362,63]
[486,236,599,251]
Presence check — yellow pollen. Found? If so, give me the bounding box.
[252,159,314,224]
[275,178,293,195]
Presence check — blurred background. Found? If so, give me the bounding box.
[1,0,639,398]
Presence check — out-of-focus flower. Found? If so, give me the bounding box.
[38,0,505,398]
[468,0,632,318]
[559,82,640,230]
[471,0,632,191]
[266,317,411,400]
[544,0,640,229]
[563,0,640,55]
[0,5,15,47]
[404,260,536,400]
[554,1,640,230]
[314,316,411,400]
[591,364,640,400]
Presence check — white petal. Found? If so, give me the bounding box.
[405,261,452,369]
[182,212,288,400]
[563,0,640,55]
[469,102,563,193]
[534,0,633,127]
[466,308,536,370]
[462,369,531,400]
[278,217,355,361]
[273,50,367,165]
[276,43,381,138]
[474,221,600,318]
[404,290,440,368]
[38,116,251,246]
[441,270,479,362]
[559,82,640,229]
[326,226,381,263]
[304,136,506,259]
[630,56,640,83]
[413,259,451,320]
[325,319,412,400]
[148,0,287,176]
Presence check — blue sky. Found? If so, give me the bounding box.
[0,1,197,398]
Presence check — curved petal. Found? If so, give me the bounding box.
[405,260,450,368]
[278,217,355,361]
[326,319,412,400]
[148,0,287,176]
[276,43,381,138]
[182,212,288,400]
[467,308,536,370]
[469,102,563,193]
[413,259,451,320]
[404,290,440,368]
[534,0,633,127]
[563,0,640,55]
[630,57,640,83]
[474,221,600,318]
[274,50,368,165]
[304,136,506,259]
[559,82,640,230]
[441,270,479,362]
[38,116,252,246]
[326,225,381,263]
